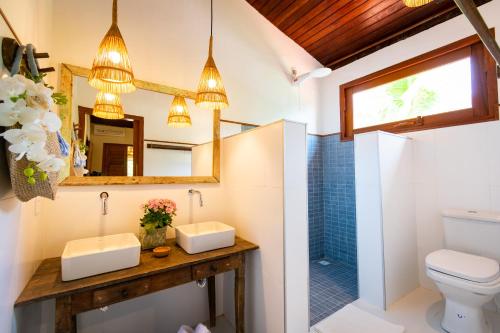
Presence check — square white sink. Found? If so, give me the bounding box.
[61,233,140,281]
[175,221,235,254]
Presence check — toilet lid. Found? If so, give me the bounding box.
[426,249,500,283]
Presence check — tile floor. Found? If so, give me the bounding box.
[309,259,359,326]
[352,287,500,333]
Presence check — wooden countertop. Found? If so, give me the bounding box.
[15,237,258,307]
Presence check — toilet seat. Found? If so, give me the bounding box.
[427,267,500,295]
[426,249,500,283]
[426,249,500,295]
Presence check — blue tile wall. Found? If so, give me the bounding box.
[307,135,324,260]
[307,134,357,266]
[323,135,356,266]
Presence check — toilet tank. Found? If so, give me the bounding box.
[443,209,500,262]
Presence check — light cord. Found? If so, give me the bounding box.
[112,0,118,25]
[210,0,213,37]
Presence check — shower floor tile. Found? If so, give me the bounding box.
[309,259,358,326]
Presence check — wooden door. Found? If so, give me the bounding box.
[102,143,129,176]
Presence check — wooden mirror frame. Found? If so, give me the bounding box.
[58,63,220,186]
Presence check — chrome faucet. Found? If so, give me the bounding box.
[100,192,109,215]
[188,189,203,207]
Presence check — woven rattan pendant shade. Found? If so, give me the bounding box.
[195,37,229,110]
[93,91,125,119]
[168,96,192,128]
[88,0,135,93]
[403,0,433,7]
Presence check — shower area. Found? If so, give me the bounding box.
[307,134,358,326]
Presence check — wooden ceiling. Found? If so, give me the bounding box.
[246,0,492,69]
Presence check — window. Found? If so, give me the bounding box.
[340,32,498,140]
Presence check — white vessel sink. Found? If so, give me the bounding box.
[61,233,141,281]
[175,221,235,254]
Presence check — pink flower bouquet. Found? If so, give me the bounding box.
[140,198,177,234]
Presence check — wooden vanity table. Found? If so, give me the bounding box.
[15,237,258,333]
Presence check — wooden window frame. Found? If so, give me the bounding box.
[339,32,499,141]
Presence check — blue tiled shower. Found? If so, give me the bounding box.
[307,133,358,326]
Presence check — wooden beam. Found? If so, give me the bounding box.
[453,0,500,76]
[63,64,197,100]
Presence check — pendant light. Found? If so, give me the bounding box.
[168,96,192,128]
[88,0,135,93]
[93,91,125,119]
[403,0,433,7]
[195,0,229,110]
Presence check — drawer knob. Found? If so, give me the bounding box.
[121,289,129,298]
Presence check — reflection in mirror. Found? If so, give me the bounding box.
[220,120,258,139]
[72,76,213,178]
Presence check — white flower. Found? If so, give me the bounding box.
[0,100,41,126]
[40,111,61,132]
[0,100,19,126]
[0,124,47,160]
[0,75,65,174]
[26,142,49,162]
[37,155,65,172]
[0,75,26,101]
[8,141,30,160]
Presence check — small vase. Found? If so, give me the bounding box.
[138,226,167,250]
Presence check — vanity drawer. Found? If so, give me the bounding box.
[192,255,241,279]
[93,279,151,307]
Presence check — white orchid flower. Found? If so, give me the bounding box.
[26,142,49,162]
[0,75,26,101]
[0,100,19,126]
[37,155,65,172]
[0,124,47,160]
[19,107,40,125]
[20,123,47,142]
[26,83,54,111]
[40,111,61,132]
[0,75,65,175]
[8,141,30,160]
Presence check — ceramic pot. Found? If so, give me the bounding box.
[138,226,167,250]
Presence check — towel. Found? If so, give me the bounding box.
[311,304,405,333]
[177,324,211,333]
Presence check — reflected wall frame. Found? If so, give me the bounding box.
[58,63,220,186]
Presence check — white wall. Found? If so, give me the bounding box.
[355,131,418,309]
[411,120,500,290]
[378,133,418,306]
[283,122,309,333]
[143,147,191,177]
[52,0,322,133]
[0,1,53,332]
[191,142,213,177]
[354,132,385,310]
[220,121,309,333]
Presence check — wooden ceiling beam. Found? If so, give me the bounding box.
[453,0,500,72]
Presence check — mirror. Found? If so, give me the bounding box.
[59,64,220,186]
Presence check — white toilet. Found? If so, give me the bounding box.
[426,209,500,333]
